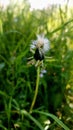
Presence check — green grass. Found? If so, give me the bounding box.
[0,0,73,129]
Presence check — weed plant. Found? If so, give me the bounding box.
[0,0,73,129]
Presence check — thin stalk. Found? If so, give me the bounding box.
[29,66,40,113]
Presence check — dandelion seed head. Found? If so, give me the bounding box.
[36,35,50,53]
[30,34,50,53]
[30,34,50,61]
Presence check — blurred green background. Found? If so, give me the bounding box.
[0,0,73,129]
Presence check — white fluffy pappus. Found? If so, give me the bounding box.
[30,34,50,53]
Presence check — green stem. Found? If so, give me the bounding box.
[29,66,40,114]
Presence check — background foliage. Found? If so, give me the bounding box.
[0,0,73,129]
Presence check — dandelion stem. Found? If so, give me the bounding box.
[29,66,40,113]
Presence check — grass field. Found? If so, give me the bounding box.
[0,1,73,129]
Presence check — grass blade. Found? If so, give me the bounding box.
[20,110,44,130]
[33,110,70,130]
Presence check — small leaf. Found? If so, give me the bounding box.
[0,63,5,71]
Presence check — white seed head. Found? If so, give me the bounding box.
[30,34,50,53]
